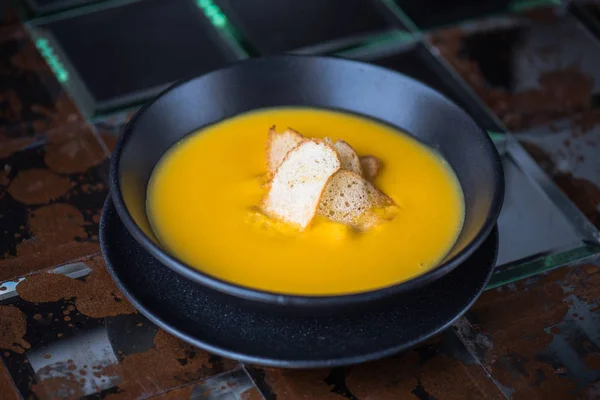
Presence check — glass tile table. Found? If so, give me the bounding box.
[0,0,599,398]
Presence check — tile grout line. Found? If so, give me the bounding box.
[452,317,513,399]
[380,0,421,35]
[88,122,113,158]
[241,364,268,400]
[143,367,249,399]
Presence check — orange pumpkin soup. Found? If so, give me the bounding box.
[146,108,464,295]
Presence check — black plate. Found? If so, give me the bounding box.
[100,198,499,368]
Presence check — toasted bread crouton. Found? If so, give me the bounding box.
[360,155,382,182]
[318,170,396,230]
[266,126,306,174]
[262,140,341,230]
[334,140,363,176]
[355,203,400,230]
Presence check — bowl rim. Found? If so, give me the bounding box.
[109,53,505,307]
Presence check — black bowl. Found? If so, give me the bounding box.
[110,54,504,314]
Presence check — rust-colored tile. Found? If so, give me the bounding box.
[520,142,600,229]
[463,264,600,399]
[0,305,30,354]
[0,123,108,281]
[241,386,264,400]
[1,254,238,399]
[0,360,20,400]
[250,343,502,400]
[348,347,502,400]
[15,255,136,318]
[93,328,236,398]
[429,9,600,231]
[1,254,136,398]
[418,354,503,400]
[249,368,345,400]
[567,264,600,305]
[428,9,600,132]
[0,28,81,141]
[32,328,239,400]
[151,384,194,399]
[345,351,419,399]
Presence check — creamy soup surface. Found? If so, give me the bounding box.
[146,108,464,296]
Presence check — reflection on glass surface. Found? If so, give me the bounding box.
[489,135,600,287]
[518,116,600,204]
[496,145,581,265]
[27,0,244,116]
[28,328,120,396]
[214,0,405,55]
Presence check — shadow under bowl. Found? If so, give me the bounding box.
[109,54,504,315]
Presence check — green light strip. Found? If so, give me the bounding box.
[487,243,600,289]
[487,131,505,142]
[35,38,69,83]
[196,0,228,28]
[380,0,420,34]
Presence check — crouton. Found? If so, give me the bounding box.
[266,126,306,174]
[262,140,341,229]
